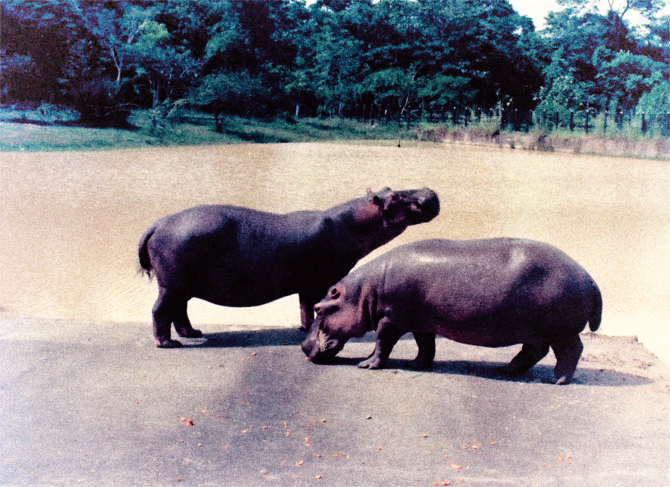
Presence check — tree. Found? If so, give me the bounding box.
[636,81,670,114]
[593,48,664,111]
[80,3,159,85]
[418,74,476,119]
[557,0,664,50]
[1,0,87,102]
[191,71,270,129]
[308,9,363,117]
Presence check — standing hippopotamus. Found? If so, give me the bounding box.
[302,238,602,384]
[138,188,439,348]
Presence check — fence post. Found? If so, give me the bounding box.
[569,110,575,131]
[604,110,608,134]
[641,112,647,134]
[617,110,623,130]
[554,111,559,130]
[585,110,590,134]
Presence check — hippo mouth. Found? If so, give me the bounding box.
[301,331,346,363]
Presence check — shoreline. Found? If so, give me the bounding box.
[425,127,670,160]
[2,117,669,160]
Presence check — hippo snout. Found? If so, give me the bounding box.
[407,188,440,224]
[301,339,333,364]
[301,332,344,364]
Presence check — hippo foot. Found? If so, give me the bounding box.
[358,355,385,369]
[177,328,203,338]
[554,374,572,385]
[155,338,183,348]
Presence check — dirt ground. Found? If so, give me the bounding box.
[0,317,668,486]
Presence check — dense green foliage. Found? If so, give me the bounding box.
[1,0,668,128]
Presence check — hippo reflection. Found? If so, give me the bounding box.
[139,188,439,347]
[302,239,602,384]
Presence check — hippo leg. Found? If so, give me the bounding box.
[173,300,202,339]
[551,334,583,385]
[358,318,404,369]
[410,332,436,369]
[499,343,550,375]
[299,293,316,331]
[152,288,184,348]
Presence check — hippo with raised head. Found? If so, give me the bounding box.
[138,188,440,348]
[302,238,602,384]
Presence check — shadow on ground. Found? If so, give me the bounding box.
[182,329,652,387]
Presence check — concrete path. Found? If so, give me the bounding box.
[0,317,668,486]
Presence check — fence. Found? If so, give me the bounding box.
[479,108,670,137]
[353,104,670,136]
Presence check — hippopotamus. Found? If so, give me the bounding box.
[302,238,602,384]
[138,187,440,348]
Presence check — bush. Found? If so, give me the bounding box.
[68,78,131,127]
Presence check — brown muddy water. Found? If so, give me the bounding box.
[1,143,669,363]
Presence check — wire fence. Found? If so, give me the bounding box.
[453,107,670,137]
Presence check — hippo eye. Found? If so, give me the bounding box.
[329,287,340,299]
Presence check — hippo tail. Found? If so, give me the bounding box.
[588,281,602,332]
[138,226,155,279]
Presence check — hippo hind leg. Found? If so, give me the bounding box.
[152,289,200,348]
[551,334,583,385]
[499,342,550,376]
[410,332,436,369]
[173,300,202,339]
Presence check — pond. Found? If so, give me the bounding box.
[1,142,669,363]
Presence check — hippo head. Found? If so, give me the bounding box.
[301,282,369,363]
[370,187,440,227]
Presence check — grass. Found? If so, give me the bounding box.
[0,107,418,152]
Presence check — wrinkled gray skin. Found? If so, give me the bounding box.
[302,239,602,385]
[138,188,439,348]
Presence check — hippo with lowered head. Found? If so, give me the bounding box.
[138,188,440,348]
[302,238,602,384]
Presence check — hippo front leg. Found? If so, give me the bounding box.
[499,342,550,376]
[358,318,404,369]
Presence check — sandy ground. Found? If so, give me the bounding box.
[0,317,668,486]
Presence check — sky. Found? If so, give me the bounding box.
[509,0,670,30]
[508,0,562,30]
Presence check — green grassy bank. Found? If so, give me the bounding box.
[1,108,669,159]
[0,109,416,152]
